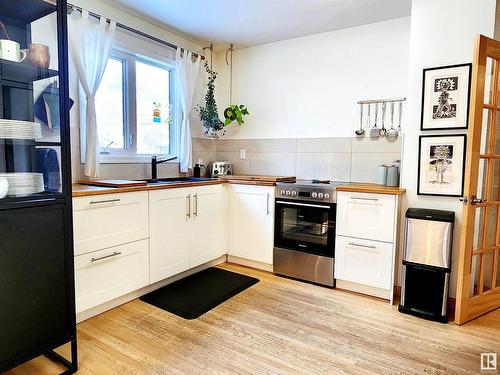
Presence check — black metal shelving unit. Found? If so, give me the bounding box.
[0,0,77,373]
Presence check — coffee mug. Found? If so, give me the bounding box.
[0,39,26,63]
[28,44,50,68]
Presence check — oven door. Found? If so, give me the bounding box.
[274,199,336,257]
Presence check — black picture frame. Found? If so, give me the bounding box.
[420,63,472,131]
[417,134,467,197]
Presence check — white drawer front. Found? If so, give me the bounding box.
[335,236,393,290]
[75,239,149,313]
[73,192,149,256]
[336,191,395,243]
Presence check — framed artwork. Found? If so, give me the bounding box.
[417,134,466,197]
[420,63,472,130]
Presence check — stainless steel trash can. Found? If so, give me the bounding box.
[398,208,454,323]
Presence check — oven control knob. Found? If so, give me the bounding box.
[324,193,330,200]
[318,192,324,199]
[291,191,297,197]
[280,189,286,196]
[311,192,318,198]
[286,190,291,196]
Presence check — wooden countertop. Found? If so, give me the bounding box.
[72,179,224,197]
[336,183,406,195]
[73,175,294,197]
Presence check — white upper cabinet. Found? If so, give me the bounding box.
[336,192,396,243]
[73,192,149,256]
[228,184,274,264]
[149,187,192,283]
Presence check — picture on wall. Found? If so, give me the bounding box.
[417,134,466,197]
[420,63,472,130]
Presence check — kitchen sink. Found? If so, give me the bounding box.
[143,177,216,184]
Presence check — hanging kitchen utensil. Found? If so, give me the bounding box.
[386,101,398,141]
[355,103,365,136]
[380,102,387,136]
[398,100,403,132]
[369,102,380,138]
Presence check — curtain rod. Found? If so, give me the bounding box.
[66,3,205,60]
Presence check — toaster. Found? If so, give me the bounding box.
[209,161,233,177]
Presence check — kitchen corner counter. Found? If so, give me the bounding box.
[72,179,224,197]
[217,175,296,186]
[336,183,406,195]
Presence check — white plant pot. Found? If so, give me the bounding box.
[0,177,8,199]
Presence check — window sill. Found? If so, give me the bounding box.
[95,154,178,164]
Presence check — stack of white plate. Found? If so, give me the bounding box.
[0,173,44,197]
[0,119,43,140]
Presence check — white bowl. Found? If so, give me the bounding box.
[0,177,8,199]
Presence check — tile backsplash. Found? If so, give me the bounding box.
[193,136,403,183]
[71,131,401,183]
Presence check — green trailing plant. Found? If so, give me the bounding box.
[224,104,249,126]
[196,62,225,138]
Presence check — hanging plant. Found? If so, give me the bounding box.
[196,62,225,138]
[224,104,249,126]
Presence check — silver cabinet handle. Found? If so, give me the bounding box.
[90,198,121,205]
[350,196,379,202]
[91,251,122,262]
[266,193,270,215]
[193,193,198,217]
[186,194,191,218]
[348,242,376,249]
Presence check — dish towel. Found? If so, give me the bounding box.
[36,148,61,192]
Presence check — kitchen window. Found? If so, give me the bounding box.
[94,48,178,162]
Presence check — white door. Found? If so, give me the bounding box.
[228,185,274,264]
[190,185,226,267]
[149,188,192,282]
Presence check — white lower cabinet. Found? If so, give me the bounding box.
[335,236,393,290]
[149,184,226,283]
[190,186,226,268]
[73,191,149,256]
[334,190,400,302]
[228,184,274,264]
[75,239,149,313]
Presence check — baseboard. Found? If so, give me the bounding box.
[76,256,226,323]
[227,255,273,272]
[336,279,392,301]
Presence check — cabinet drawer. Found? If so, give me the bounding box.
[336,191,395,243]
[334,236,393,290]
[73,192,148,255]
[75,239,149,313]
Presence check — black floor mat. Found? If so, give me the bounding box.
[140,267,259,319]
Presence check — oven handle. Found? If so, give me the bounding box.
[275,200,332,209]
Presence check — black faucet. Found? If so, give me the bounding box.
[151,155,177,182]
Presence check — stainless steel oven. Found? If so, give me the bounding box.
[273,180,339,287]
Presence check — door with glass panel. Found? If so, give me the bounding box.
[455,35,500,324]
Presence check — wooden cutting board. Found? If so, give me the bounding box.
[217,175,296,183]
[79,179,147,188]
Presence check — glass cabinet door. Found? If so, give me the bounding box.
[0,0,66,205]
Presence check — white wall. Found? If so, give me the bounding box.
[211,17,410,139]
[400,0,496,297]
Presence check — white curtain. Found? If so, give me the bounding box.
[69,10,116,177]
[176,48,201,172]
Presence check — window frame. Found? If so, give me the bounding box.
[93,48,179,164]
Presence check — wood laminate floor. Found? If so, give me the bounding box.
[4,263,500,375]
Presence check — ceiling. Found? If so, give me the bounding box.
[104,0,411,51]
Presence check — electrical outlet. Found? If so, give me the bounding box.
[240,149,246,160]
